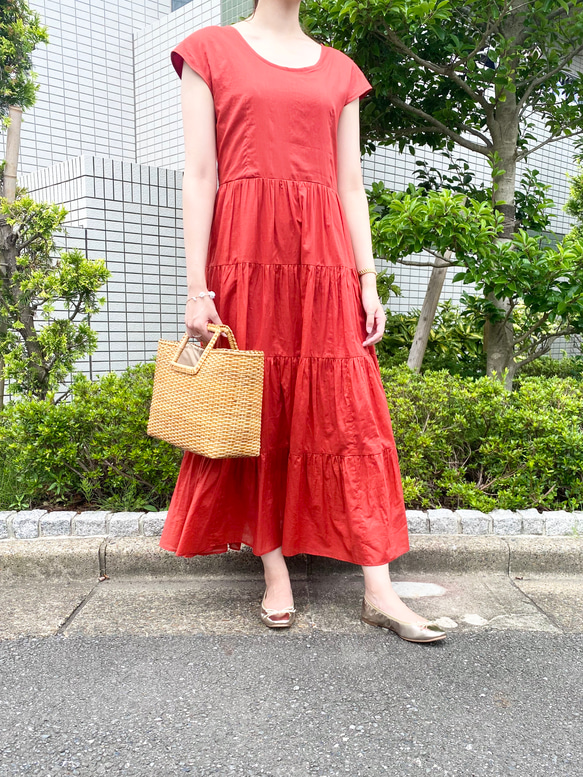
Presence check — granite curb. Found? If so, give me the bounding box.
[1,534,582,580]
[1,507,582,541]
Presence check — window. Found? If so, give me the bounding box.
[172,0,193,11]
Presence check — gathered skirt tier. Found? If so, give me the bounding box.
[159,177,410,566]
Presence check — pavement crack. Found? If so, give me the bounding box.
[501,536,511,576]
[98,537,112,578]
[501,536,564,632]
[55,583,100,636]
[507,576,565,633]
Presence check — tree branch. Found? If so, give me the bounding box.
[546,3,575,22]
[517,41,583,107]
[501,297,519,326]
[460,125,494,146]
[67,296,85,322]
[16,232,51,253]
[447,4,507,71]
[517,128,583,161]
[388,96,491,156]
[379,21,493,113]
[377,253,453,268]
[512,310,551,346]
[515,345,552,369]
[424,247,458,264]
[388,126,445,140]
[53,386,73,405]
[514,327,577,358]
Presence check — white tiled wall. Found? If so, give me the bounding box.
[20,156,185,381]
[6,0,583,401]
[136,1,221,170]
[136,0,252,169]
[6,0,172,175]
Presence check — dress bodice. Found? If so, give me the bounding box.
[170,24,373,191]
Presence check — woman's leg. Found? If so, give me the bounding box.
[362,563,431,624]
[261,546,294,621]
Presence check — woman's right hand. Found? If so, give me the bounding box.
[185,294,224,344]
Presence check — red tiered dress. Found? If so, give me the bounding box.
[159,24,410,566]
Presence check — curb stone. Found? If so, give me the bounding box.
[11,510,46,540]
[427,508,459,534]
[74,511,111,537]
[491,508,523,535]
[1,535,582,579]
[0,509,581,540]
[516,508,545,535]
[455,510,491,535]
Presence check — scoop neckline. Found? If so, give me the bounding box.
[226,24,325,72]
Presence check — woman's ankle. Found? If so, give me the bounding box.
[261,546,293,603]
[261,547,290,583]
[363,583,398,606]
[363,586,429,624]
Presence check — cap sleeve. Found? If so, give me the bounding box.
[344,59,373,105]
[170,28,213,93]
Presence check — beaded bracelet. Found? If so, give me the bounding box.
[357,268,377,277]
[187,290,216,302]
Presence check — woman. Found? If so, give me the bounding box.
[159,0,446,643]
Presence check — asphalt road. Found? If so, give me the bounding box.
[1,630,581,777]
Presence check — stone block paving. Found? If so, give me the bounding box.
[0,508,582,540]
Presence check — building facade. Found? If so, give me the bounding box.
[2,0,580,391]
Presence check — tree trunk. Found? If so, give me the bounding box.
[19,304,50,398]
[483,140,518,387]
[2,107,22,202]
[482,3,524,390]
[407,251,452,371]
[0,106,23,409]
[482,291,517,389]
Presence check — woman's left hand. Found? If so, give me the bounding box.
[360,277,386,347]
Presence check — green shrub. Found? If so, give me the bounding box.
[377,301,487,378]
[515,353,583,381]
[383,366,583,511]
[0,361,182,511]
[2,359,583,513]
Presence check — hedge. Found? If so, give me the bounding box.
[0,361,582,512]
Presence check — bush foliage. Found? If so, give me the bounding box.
[1,360,582,513]
[0,361,181,512]
[383,366,583,512]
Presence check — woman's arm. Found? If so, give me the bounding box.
[180,62,224,343]
[336,97,385,348]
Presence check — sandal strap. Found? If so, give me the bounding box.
[262,606,296,616]
[261,590,295,617]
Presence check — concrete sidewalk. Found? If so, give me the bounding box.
[3,536,582,777]
[1,535,583,640]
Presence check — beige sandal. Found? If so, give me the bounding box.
[361,596,446,643]
[260,589,296,628]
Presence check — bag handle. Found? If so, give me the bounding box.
[170,323,239,376]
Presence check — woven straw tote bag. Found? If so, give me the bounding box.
[147,323,264,458]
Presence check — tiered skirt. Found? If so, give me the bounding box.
[159,177,410,565]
